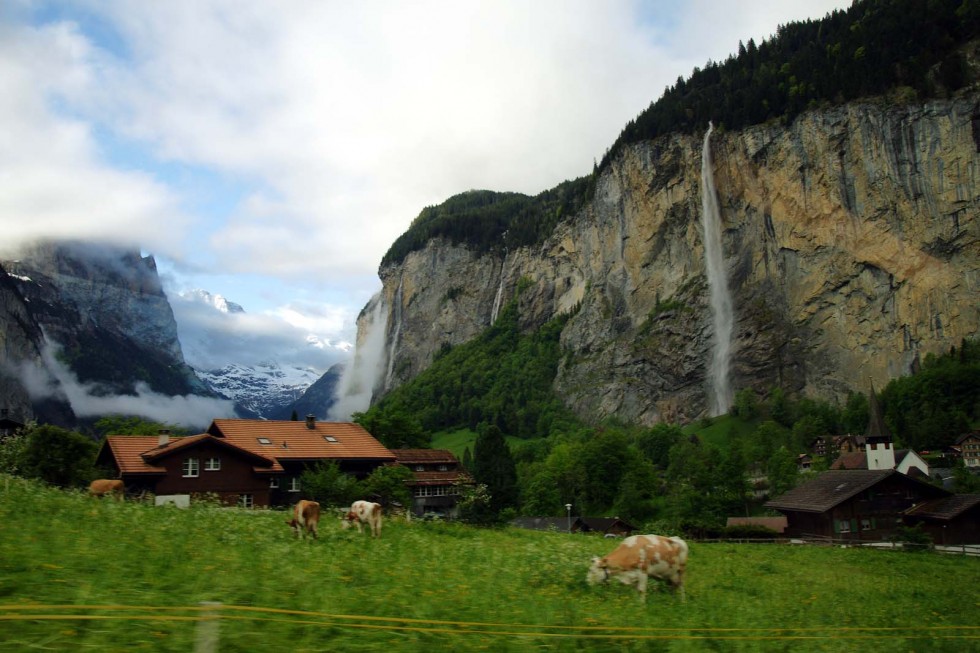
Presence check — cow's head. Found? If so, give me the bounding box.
[585,556,610,585]
[339,511,355,529]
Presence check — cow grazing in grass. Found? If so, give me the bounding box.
[342,500,382,538]
[586,534,688,601]
[287,500,321,539]
[88,479,124,499]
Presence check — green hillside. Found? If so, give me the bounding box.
[1,477,978,652]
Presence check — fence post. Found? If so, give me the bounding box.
[195,601,222,653]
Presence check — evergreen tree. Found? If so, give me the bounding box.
[20,425,98,488]
[472,424,518,514]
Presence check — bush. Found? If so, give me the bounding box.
[889,524,933,552]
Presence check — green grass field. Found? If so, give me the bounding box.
[1,475,978,652]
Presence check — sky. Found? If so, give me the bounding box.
[0,0,851,375]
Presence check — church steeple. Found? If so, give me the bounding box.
[865,380,895,470]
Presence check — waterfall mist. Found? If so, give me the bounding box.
[700,122,734,416]
[383,279,403,391]
[328,292,389,420]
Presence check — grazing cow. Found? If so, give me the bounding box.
[342,500,382,538]
[287,500,321,539]
[586,534,688,601]
[88,479,124,499]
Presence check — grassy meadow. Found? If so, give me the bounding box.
[1,475,978,652]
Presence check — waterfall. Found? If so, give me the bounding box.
[384,279,404,391]
[700,122,734,416]
[490,254,507,324]
[328,292,388,420]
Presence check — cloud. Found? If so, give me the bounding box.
[23,341,236,428]
[168,289,350,372]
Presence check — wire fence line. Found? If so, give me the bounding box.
[2,603,978,651]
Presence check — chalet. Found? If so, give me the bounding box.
[96,416,395,508]
[391,449,473,518]
[956,431,980,468]
[765,469,950,541]
[903,494,980,546]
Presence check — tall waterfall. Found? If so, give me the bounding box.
[384,279,404,391]
[490,254,507,324]
[700,122,734,416]
[328,292,389,420]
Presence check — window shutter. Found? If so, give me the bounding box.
[850,519,858,533]
[833,520,840,534]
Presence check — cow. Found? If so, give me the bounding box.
[88,479,124,499]
[287,499,321,539]
[586,534,688,601]
[342,500,382,538]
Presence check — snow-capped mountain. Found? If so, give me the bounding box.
[195,361,323,418]
[170,288,351,419]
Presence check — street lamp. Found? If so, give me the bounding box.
[565,503,573,533]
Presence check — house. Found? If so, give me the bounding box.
[391,449,473,518]
[572,517,637,537]
[903,494,980,546]
[95,416,395,507]
[797,454,813,471]
[830,449,930,477]
[956,431,980,468]
[765,469,950,540]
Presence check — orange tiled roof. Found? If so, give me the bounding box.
[208,419,396,462]
[104,434,279,475]
[392,449,460,464]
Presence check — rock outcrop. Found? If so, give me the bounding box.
[365,94,980,425]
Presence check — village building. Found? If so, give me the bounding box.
[903,494,980,546]
[390,449,473,518]
[956,431,980,468]
[0,408,24,436]
[95,416,395,508]
[764,469,950,540]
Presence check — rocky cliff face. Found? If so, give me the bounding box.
[0,265,45,424]
[365,93,980,425]
[2,242,209,409]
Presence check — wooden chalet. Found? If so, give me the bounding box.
[903,494,980,546]
[96,416,395,508]
[0,408,24,436]
[391,449,473,518]
[956,431,980,469]
[765,469,950,541]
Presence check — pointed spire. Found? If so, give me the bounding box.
[865,379,892,444]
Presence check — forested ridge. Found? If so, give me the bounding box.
[381,0,979,268]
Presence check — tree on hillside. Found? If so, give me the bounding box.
[93,416,188,437]
[19,425,98,488]
[472,424,518,514]
[300,462,360,507]
[354,409,428,449]
[359,465,413,508]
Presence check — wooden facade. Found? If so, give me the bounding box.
[392,449,473,517]
[765,470,950,541]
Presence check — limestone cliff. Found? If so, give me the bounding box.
[364,94,980,425]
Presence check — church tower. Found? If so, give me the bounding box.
[865,380,895,471]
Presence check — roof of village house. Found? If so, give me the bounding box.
[954,431,980,444]
[207,419,396,462]
[410,470,474,486]
[904,494,980,520]
[575,517,638,533]
[101,434,278,475]
[392,449,460,464]
[830,449,920,471]
[765,469,948,513]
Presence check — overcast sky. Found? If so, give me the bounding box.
[1,0,851,373]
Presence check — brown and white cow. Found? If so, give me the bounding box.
[88,479,124,499]
[341,500,382,538]
[586,534,688,600]
[287,499,321,539]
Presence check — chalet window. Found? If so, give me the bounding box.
[288,477,301,493]
[204,457,221,471]
[413,485,453,497]
[323,436,338,443]
[415,465,425,471]
[182,458,200,478]
[238,494,253,509]
[438,465,448,471]
[836,519,851,534]
[269,477,280,489]
[257,438,272,445]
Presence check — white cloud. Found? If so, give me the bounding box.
[23,342,236,429]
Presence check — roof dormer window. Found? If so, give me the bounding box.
[257,437,272,445]
[324,436,338,443]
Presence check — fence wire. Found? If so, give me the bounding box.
[2,604,979,643]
